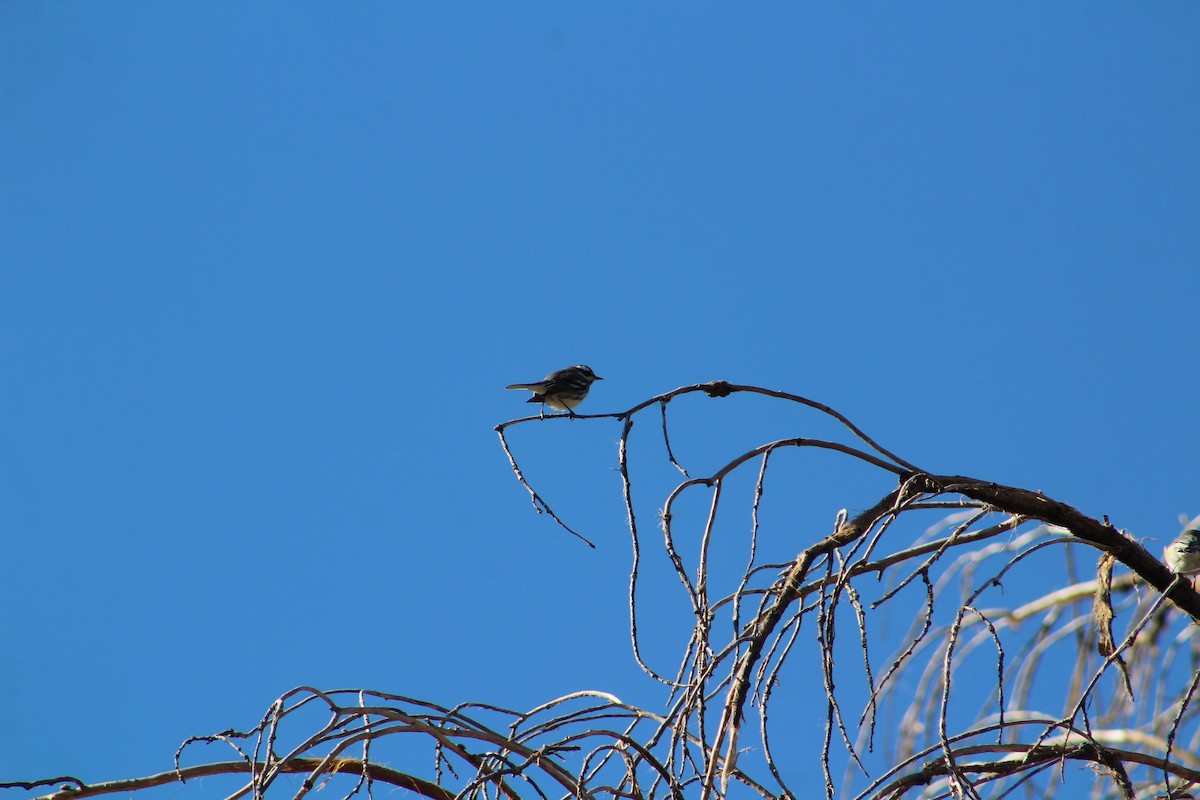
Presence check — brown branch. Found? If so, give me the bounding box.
[703,480,923,800]
[496,382,917,549]
[493,425,595,548]
[22,759,452,800]
[918,475,1200,621]
[870,741,1189,799]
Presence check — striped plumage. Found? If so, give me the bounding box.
[1165,528,1200,575]
[506,364,602,412]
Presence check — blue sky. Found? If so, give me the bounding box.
[2,2,1198,792]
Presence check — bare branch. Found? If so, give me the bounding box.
[15,384,1200,800]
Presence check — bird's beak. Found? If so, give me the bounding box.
[595,376,604,380]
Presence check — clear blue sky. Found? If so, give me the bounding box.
[2,2,1198,790]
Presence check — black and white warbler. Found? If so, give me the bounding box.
[506,364,602,413]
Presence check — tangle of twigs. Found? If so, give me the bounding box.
[6,384,1199,800]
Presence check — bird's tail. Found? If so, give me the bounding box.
[505,383,541,391]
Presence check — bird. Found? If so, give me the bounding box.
[1164,528,1200,575]
[505,364,602,414]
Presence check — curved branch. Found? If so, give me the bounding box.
[920,474,1200,621]
[20,759,452,800]
[870,741,1188,799]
